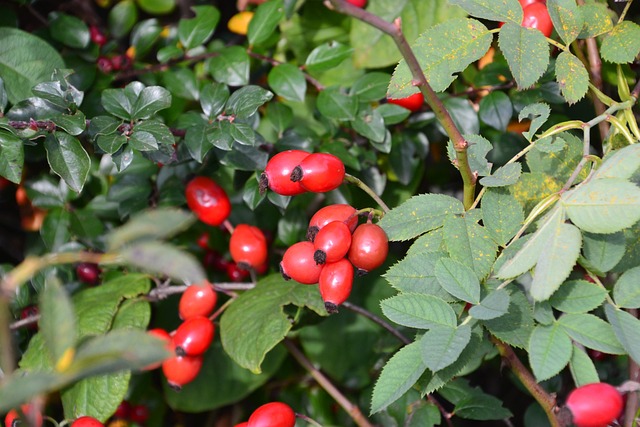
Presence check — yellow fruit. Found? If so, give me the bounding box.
[228,11,254,36]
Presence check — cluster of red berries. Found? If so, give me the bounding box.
[234,401,296,427]
[89,25,134,73]
[280,204,388,313]
[147,282,218,390]
[500,0,552,38]
[4,405,103,427]
[110,400,149,425]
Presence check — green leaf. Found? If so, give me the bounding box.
[248,0,284,46]
[528,323,572,381]
[200,82,229,119]
[129,131,157,151]
[40,275,77,369]
[230,122,256,146]
[448,0,522,23]
[443,215,497,280]
[49,12,89,49]
[483,290,534,348]
[0,129,24,183]
[519,102,551,142]
[549,280,607,314]
[469,289,510,320]
[562,178,640,234]
[511,172,562,215]
[555,51,588,104]
[613,266,640,309]
[162,68,199,101]
[0,28,65,104]
[378,194,464,241]
[370,340,427,414]
[131,86,171,120]
[220,275,326,373]
[267,63,306,102]
[481,188,524,247]
[317,86,357,121]
[63,372,130,422]
[184,125,211,162]
[479,163,522,187]
[381,293,457,329]
[226,85,273,119]
[559,313,625,354]
[421,324,471,372]
[138,0,174,14]
[582,231,626,274]
[499,23,550,89]
[447,134,493,177]
[527,132,583,182]
[352,108,386,143]
[530,222,582,301]
[108,0,138,39]
[434,258,480,304]
[383,252,452,300]
[388,18,492,97]
[178,6,219,50]
[578,3,613,39]
[592,143,640,181]
[44,132,90,193]
[0,371,67,414]
[601,21,640,64]
[121,242,205,285]
[52,112,86,136]
[351,72,391,102]
[604,304,640,364]
[569,345,600,387]
[107,207,195,251]
[547,0,584,45]
[40,207,70,251]
[452,383,513,420]
[305,41,353,73]
[208,46,250,86]
[478,91,512,131]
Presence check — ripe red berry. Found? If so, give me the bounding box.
[76,262,101,285]
[348,223,388,274]
[110,54,131,71]
[5,404,43,427]
[387,92,424,112]
[162,347,204,390]
[71,416,103,427]
[247,402,296,427]
[260,150,310,196]
[227,262,251,282]
[522,2,553,37]
[179,282,217,320]
[346,0,366,6]
[89,26,107,47]
[129,404,149,424]
[172,316,215,357]
[290,153,345,193]
[185,176,231,226]
[565,382,623,427]
[229,224,268,269]
[280,241,324,285]
[113,401,131,419]
[204,249,230,272]
[319,258,354,313]
[97,56,113,73]
[197,232,210,250]
[20,305,39,331]
[307,204,358,242]
[313,221,352,265]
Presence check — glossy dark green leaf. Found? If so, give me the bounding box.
[51,112,86,136]
[138,0,175,14]
[352,108,386,143]
[40,207,70,251]
[208,122,234,150]
[0,129,24,183]
[377,103,411,125]
[248,0,284,46]
[129,130,158,151]
[267,63,306,102]
[97,134,127,155]
[266,102,292,135]
[226,85,273,118]
[230,122,256,146]
[317,86,358,121]
[208,46,250,86]
[351,72,390,102]
[131,18,163,57]
[108,0,138,39]
[131,85,171,120]
[478,91,512,131]
[44,132,90,193]
[243,175,266,210]
[49,12,89,49]
[200,82,229,119]
[178,6,219,50]
[162,68,199,101]
[305,41,353,72]
[89,115,121,139]
[184,125,212,162]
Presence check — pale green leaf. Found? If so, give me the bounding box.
[578,3,613,39]
[483,290,534,348]
[469,289,510,320]
[519,102,551,142]
[559,313,625,354]
[592,143,640,181]
[421,324,471,372]
[604,304,640,364]
[434,258,480,304]
[499,23,549,89]
[120,242,206,285]
[448,0,522,23]
[549,280,607,314]
[569,345,600,387]
[547,0,584,45]
[443,215,497,280]
[383,252,453,300]
[479,163,522,187]
[601,21,640,64]
[555,51,588,104]
[380,293,457,329]
[481,188,524,247]
[528,323,572,381]
[613,266,640,309]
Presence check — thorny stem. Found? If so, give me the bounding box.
[283,339,374,427]
[325,0,476,210]
[492,338,561,427]
[624,309,640,427]
[343,174,390,213]
[342,301,410,345]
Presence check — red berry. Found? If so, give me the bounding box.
[313,221,352,265]
[76,262,101,285]
[113,401,131,419]
[348,223,388,274]
[172,316,215,357]
[247,402,296,427]
[97,56,113,73]
[5,405,43,427]
[227,262,251,282]
[185,176,231,226]
[565,382,623,427]
[89,26,107,46]
[110,54,131,71]
[307,204,358,242]
[522,2,553,37]
[179,282,217,320]
[229,224,268,269]
[197,232,210,250]
[588,349,610,361]
[319,258,354,313]
[387,92,424,112]
[260,150,310,196]
[346,0,366,6]
[71,416,103,427]
[129,404,149,424]
[280,241,324,285]
[20,305,39,331]
[162,347,203,390]
[290,153,345,193]
[204,249,230,272]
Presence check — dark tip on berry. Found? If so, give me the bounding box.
[259,172,269,195]
[237,261,252,271]
[290,166,303,182]
[313,250,326,265]
[355,268,368,277]
[279,263,291,281]
[175,346,186,357]
[168,382,183,392]
[324,302,339,314]
[306,226,319,242]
